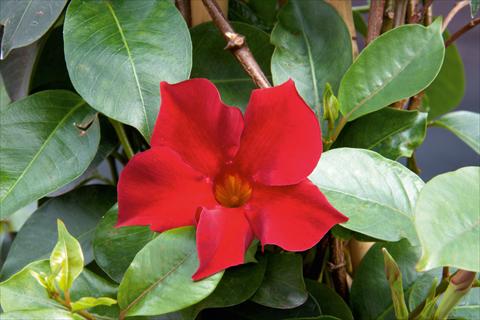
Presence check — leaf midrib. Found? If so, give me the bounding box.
[104,1,150,137]
[0,100,86,203]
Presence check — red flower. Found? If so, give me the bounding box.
[117,79,348,280]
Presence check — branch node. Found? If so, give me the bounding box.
[224,32,245,50]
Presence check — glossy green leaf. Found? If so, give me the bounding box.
[160,257,267,320]
[0,74,10,107]
[228,0,278,32]
[415,167,480,272]
[351,240,440,320]
[382,248,409,319]
[118,227,223,317]
[353,11,367,37]
[431,111,480,154]
[304,279,353,320]
[407,273,438,311]
[0,0,67,59]
[251,253,307,309]
[63,0,191,140]
[310,148,423,244]
[1,185,116,280]
[338,19,444,121]
[0,90,100,218]
[71,297,117,312]
[0,309,82,320]
[271,0,352,115]
[471,0,480,17]
[50,220,84,292]
[0,260,59,312]
[93,204,155,283]
[191,22,273,110]
[334,108,427,160]
[425,34,465,120]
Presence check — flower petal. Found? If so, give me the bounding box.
[192,207,253,280]
[234,79,322,186]
[117,147,216,232]
[151,79,244,177]
[246,180,348,251]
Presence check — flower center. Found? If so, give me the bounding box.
[214,173,252,208]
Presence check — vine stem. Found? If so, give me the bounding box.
[445,17,480,47]
[175,0,191,27]
[201,0,271,89]
[442,0,469,32]
[366,0,386,44]
[109,119,134,160]
[329,233,349,301]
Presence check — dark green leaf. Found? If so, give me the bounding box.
[251,252,307,309]
[117,227,223,317]
[191,22,273,110]
[63,0,191,140]
[1,185,116,280]
[338,19,444,121]
[304,279,353,320]
[431,111,480,154]
[0,0,67,59]
[471,0,480,17]
[93,204,155,283]
[271,0,352,116]
[228,0,278,31]
[334,108,427,160]
[310,148,423,244]
[0,90,101,218]
[415,167,480,272]
[425,34,465,120]
[353,11,367,37]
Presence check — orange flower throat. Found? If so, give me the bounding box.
[214,174,252,208]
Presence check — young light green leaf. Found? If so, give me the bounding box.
[431,111,480,154]
[71,296,117,312]
[413,278,438,320]
[338,19,444,121]
[251,253,308,309]
[0,308,83,320]
[271,0,352,116]
[50,220,84,292]
[322,83,340,123]
[382,248,409,319]
[118,227,223,317]
[63,0,191,140]
[310,148,423,244]
[415,167,480,272]
[0,0,67,59]
[0,90,100,219]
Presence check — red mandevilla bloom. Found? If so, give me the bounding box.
[117,79,348,280]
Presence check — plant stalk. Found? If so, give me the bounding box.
[109,119,135,160]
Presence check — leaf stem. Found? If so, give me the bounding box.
[109,119,134,160]
[445,17,480,47]
[201,0,271,88]
[442,0,469,32]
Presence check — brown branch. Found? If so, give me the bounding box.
[201,0,271,89]
[175,0,191,27]
[366,0,386,44]
[329,233,349,301]
[393,0,408,27]
[445,17,480,47]
[442,0,469,32]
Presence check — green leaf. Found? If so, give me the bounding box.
[407,273,438,311]
[425,34,465,120]
[310,148,424,244]
[334,108,427,160]
[0,260,59,312]
[160,256,267,320]
[271,0,352,115]
[415,167,480,272]
[471,0,480,17]
[63,0,191,140]
[431,111,480,154]
[353,11,367,37]
[338,19,444,121]
[351,240,440,320]
[0,0,67,59]
[251,252,307,309]
[50,220,84,292]
[0,90,100,218]
[93,204,155,283]
[0,308,82,320]
[71,296,117,312]
[0,74,10,107]
[414,277,438,320]
[304,279,353,320]
[1,185,116,280]
[191,22,273,110]
[117,227,223,317]
[449,287,480,319]
[228,0,278,32]
[382,248,409,319]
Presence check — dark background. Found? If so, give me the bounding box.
[353,0,480,180]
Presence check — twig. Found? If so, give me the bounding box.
[382,0,395,33]
[201,0,271,88]
[407,153,421,174]
[366,0,386,44]
[109,119,135,160]
[393,0,408,27]
[445,18,480,47]
[175,0,191,27]
[443,266,450,280]
[329,233,349,301]
[442,0,469,32]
